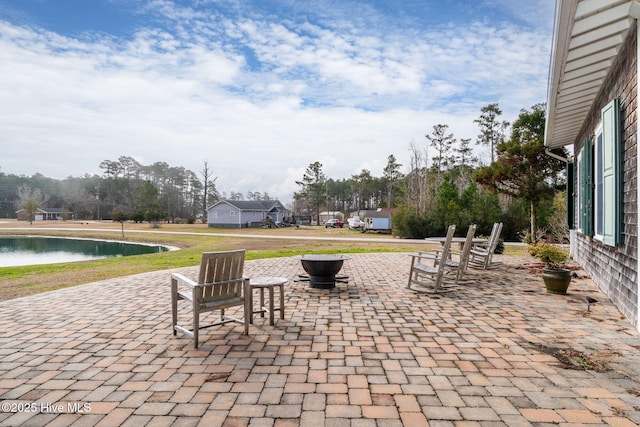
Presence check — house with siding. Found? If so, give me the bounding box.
[207,200,291,228]
[545,0,638,330]
[16,208,72,221]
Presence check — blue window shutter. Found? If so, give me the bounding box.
[581,138,593,236]
[601,99,621,246]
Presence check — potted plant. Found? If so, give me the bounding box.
[526,242,571,294]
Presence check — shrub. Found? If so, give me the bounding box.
[392,205,431,238]
[526,242,568,268]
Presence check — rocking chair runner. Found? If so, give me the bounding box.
[171,249,250,348]
[407,224,456,293]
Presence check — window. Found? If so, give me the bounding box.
[594,124,603,239]
[574,151,583,231]
[576,99,621,246]
[579,137,593,236]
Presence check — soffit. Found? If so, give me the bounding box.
[545,0,634,148]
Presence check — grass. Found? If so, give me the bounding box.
[0,221,411,300]
[0,220,525,300]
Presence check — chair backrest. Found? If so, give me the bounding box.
[436,225,456,275]
[198,249,246,300]
[459,224,477,270]
[488,222,503,253]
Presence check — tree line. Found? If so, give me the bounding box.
[3,102,568,241]
[293,103,568,242]
[1,158,212,223]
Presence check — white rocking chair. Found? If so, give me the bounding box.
[407,225,456,293]
[440,224,477,285]
[468,222,503,270]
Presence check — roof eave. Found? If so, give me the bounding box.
[545,0,579,149]
[545,0,636,149]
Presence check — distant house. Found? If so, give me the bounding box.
[545,0,638,330]
[207,200,291,228]
[16,208,72,221]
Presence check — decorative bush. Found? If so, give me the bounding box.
[526,242,569,269]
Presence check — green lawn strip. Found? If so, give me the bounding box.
[0,227,524,300]
[0,234,407,299]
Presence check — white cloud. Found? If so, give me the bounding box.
[0,0,553,202]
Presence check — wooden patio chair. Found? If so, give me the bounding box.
[468,222,503,270]
[171,249,250,348]
[407,224,456,293]
[440,224,477,285]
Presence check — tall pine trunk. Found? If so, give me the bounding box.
[530,200,537,243]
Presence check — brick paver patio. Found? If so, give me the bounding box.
[1,253,639,426]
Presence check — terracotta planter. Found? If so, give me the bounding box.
[542,267,571,294]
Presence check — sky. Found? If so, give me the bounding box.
[0,0,556,203]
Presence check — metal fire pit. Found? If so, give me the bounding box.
[295,254,350,289]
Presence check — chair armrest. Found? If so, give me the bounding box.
[409,251,438,261]
[171,272,198,287]
[436,248,461,255]
[470,248,489,256]
[472,242,489,250]
[171,273,249,288]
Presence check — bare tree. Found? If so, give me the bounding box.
[16,185,44,224]
[201,161,218,222]
[407,140,429,213]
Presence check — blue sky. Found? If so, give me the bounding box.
[0,0,555,202]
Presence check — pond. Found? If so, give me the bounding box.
[0,236,170,267]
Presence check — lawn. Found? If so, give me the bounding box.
[0,220,526,300]
[0,220,428,300]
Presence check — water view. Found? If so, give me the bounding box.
[0,237,169,267]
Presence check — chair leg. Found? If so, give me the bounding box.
[407,258,417,289]
[248,287,254,325]
[278,283,285,320]
[192,288,201,349]
[171,278,178,336]
[268,287,275,326]
[243,279,250,335]
[259,288,265,318]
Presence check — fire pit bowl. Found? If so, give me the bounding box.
[296,254,350,289]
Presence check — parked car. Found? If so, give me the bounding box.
[347,215,364,230]
[325,219,344,228]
